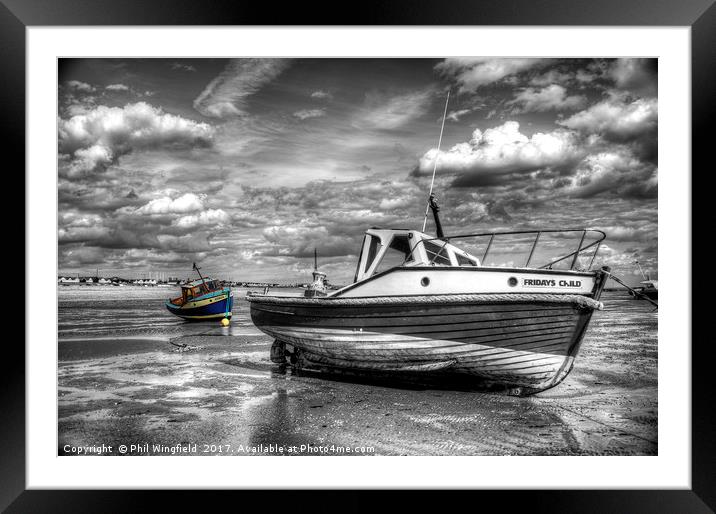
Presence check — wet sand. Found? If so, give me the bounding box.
[58,289,657,456]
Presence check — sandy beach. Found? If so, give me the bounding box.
[58,287,657,456]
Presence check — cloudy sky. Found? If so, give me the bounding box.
[58,58,657,285]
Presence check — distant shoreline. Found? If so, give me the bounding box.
[57,282,344,289]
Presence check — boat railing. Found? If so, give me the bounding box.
[412,229,606,271]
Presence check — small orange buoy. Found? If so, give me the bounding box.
[220,317,230,327]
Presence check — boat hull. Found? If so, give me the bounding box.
[166,290,233,320]
[248,293,602,393]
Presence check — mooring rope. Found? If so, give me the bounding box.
[246,292,603,310]
[604,271,658,309]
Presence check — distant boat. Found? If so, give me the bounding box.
[630,260,658,300]
[165,263,233,321]
[629,279,658,300]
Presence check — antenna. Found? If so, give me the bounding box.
[193,262,208,289]
[635,260,648,280]
[314,248,318,271]
[422,91,450,233]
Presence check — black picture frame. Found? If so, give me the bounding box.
[4,0,713,511]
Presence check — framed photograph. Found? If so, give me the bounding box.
[6,0,713,510]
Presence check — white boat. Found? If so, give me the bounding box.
[247,198,609,395]
[630,260,658,300]
[247,94,609,395]
[630,279,658,300]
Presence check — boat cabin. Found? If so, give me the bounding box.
[173,278,222,304]
[353,228,481,283]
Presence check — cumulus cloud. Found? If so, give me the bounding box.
[193,58,289,118]
[156,233,212,252]
[595,244,648,268]
[59,191,231,259]
[558,95,657,161]
[311,90,333,100]
[564,150,656,198]
[621,168,658,198]
[171,62,197,72]
[136,193,205,215]
[57,58,657,282]
[89,229,162,251]
[61,246,106,265]
[105,83,130,91]
[262,225,355,258]
[60,81,99,116]
[414,121,583,187]
[446,109,472,122]
[58,225,111,244]
[66,145,114,177]
[355,89,433,129]
[528,69,575,87]
[379,195,414,210]
[507,85,586,113]
[559,95,657,139]
[58,102,215,177]
[66,80,95,92]
[173,209,231,229]
[293,108,326,120]
[59,211,104,227]
[62,98,97,117]
[597,225,652,242]
[435,58,547,92]
[609,58,657,97]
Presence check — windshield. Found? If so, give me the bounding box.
[373,235,413,275]
[354,235,382,283]
[423,240,452,265]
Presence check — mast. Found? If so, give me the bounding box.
[314,248,318,271]
[635,260,648,280]
[422,91,450,234]
[193,262,208,289]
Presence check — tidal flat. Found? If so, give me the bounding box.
[58,287,657,456]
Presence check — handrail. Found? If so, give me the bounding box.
[411,228,607,271]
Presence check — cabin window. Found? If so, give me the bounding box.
[373,235,413,275]
[365,236,381,271]
[456,253,477,266]
[354,235,383,282]
[354,235,379,282]
[424,241,452,265]
[353,238,367,283]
